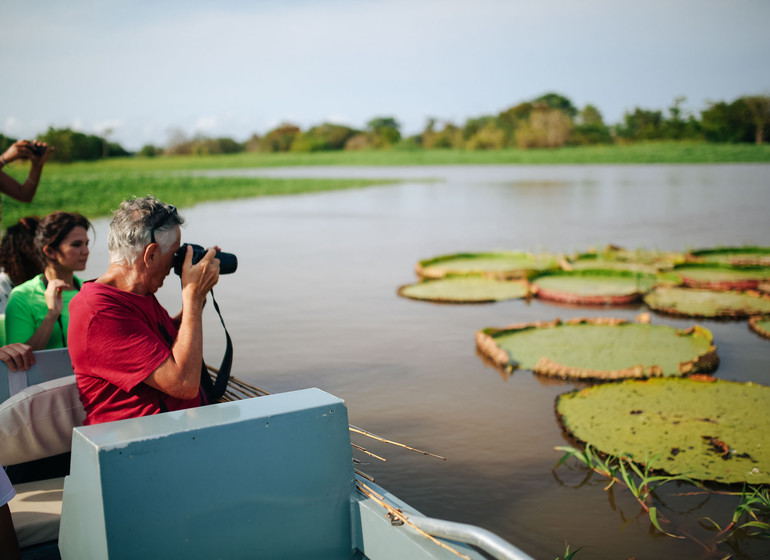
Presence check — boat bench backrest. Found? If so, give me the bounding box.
[59,388,357,560]
[0,348,84,466]
[0,348,74,403]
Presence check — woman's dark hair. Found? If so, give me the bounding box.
[0,216,44,285]
[35,211,92,265]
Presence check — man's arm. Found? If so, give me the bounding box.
[143,247,219,399]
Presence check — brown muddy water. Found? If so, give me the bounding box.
[84,165,770,560]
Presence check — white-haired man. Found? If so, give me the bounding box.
[68,195,220,425]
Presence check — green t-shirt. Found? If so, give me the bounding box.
[5,273,82,349]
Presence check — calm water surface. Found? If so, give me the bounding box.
[85,164,770,560]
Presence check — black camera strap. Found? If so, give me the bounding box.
[199,288,233,402]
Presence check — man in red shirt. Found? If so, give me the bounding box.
[68,196,220,425]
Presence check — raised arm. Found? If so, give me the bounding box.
[143,246,220,399]
[0,140,52,203]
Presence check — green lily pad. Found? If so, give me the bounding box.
[688,246,770,266]
[416,251,561,280]
[397,277,529,303]
[644,286,770,318]
[749,316,770,340]
[567,247,684,273]
[476,317,718,380]
[531,269,657,304]
[673,262,770,290]
[556,378,770,484]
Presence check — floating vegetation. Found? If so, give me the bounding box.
[397,276,528,303]
[672,262,770,291]
[555,378,770,484]
[530,269,658,305]
[565,245,685,273]
[749,316,770,340]
[476,317,718,380]
[415,251,561,280]
[687,246,770,266]
[644,286,770,319]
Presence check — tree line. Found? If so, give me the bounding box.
[2,92,768,162]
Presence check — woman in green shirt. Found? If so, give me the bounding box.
[5,212,92,350]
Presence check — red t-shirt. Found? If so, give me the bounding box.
[68,282,204,425]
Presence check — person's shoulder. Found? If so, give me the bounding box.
[5,274,43,310]
[9,273,43,295]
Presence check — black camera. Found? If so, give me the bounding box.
[173,243,237,276]
[31,143,46,156]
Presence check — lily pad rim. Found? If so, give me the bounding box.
[643,286,770,319]
[396,276,530,304]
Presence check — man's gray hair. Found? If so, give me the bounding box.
[107,195,184,265]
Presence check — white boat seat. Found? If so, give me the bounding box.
[7,476,64,548]
[1,348,74,403]
[0,375,85,467]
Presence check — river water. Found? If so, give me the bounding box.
[84,164,770,560]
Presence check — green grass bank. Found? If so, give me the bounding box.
[2,141,768,225]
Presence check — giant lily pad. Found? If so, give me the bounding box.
[688,246,770,266]
[566,246,684,273]
[749,316,770,340]
[415,251,561,280]
[531,269,658,305]
[555,378,770,484]
[672,262,770,291]
[397,276,528,303]
[475,317,718,380]
[644,286,770,318]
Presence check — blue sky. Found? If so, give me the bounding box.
[2,0,769,150]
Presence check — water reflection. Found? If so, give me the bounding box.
[82,164,770,560]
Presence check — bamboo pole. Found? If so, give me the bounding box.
[349,425,446,461]
[351,443,387,462]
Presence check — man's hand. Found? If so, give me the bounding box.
[180,245,220,308]
[0,343,35,372]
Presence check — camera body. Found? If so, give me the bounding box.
[31,144,46,157]
[173,243,237,276]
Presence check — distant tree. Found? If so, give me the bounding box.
[700,98,754,143]
[165,129,192,155]
[106,142,131,157]
[579,104,604,126]
[465,123,504,150]
[515,107,573,148]
[291,123,357,152]
[569,104,612,145]
[742,95,770,144]
[0,133,16,153]
[420,118,438,148]
[344,133,374,151]
[533,92,578,118]
[659,96,702,140]
[462,116,496,141]
[424,121,462,149]
[366,117,401,148]
[38,127,112,162]
[616,108,664,141]
[497,102,533,147]
[139,144,162,157]
[244,134,261,152]
[259,124,301,152]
